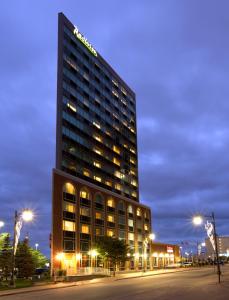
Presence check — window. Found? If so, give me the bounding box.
[95,212,102,219]
[93,121,100,129]
[80,207,90,216]
[114,171,121,178]
[118,215,125,225]
[81,224,90,234]
[63,240,75,251]
[107,198,114,208]
[94,175,102,182]
[93,135,102,142]
[95,194,104,205]
[80,188,90,199]
[119,231,125,239]
[105,180,112,187]
[83,169,90,177]
[67,101,77,112]
[93,161,101,168]
[63,182,75,195]
[131,179,137,187]
[128,205,133,214]
[130,157,136,165]
[63,202,75,213]
[138,234,143,241]
[94,148,102,155]
[63,220,75,232]
[128,233,134,241]
[113,145,120,154]
[115,183,121,191]
[136,208,141,216]
[132,191,137,198]
[118,201,125,211]
[107,229,114,237]
[107,215,114,223]
[130,170,136,176]
[144,224,149,231]
[113,157,120,166]
[128,219,134,227]
[95,227,103,236]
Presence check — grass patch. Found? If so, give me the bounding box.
[0,279,33,290]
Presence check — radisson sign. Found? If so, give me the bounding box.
[73,26,97,57]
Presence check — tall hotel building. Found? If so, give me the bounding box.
[52,13,152,274]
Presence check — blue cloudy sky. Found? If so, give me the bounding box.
[0,0,229,256]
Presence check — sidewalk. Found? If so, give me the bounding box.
[0,267,203,297]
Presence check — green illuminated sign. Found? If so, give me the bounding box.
[73,26,97,57]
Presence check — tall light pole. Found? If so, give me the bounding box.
[10,209,34,287]
[0,221,5,229]
[35,243,39,251]
[143,233,156,272]
[193,212,221,283]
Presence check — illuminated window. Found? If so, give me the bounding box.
[118,201,125,211]
[113,157,120,166]
[130,170,136,176]
[63,202,75,213]
[107,198,114,208]
[128,233,134,241]
[63,183,75,195]
[138,234,143,241]
[94,175,102,182]
[93,121,100,129]
[131,180,137,187]
[114,171,121,178]
[130,128,135,134]
[132,191,137,198]
[106,130,111,136]
[128,205,133,214]
[93,135,102,142]
[112,90,119,98]
[130,157,136,165]
[136,208,141,217]
[115,183,121,191]
[81,224,90,234]
[123,144,128,149]
[107,230,114,237]
[63,220,75,232]
[96,227,103,236]
[96,212,102,219]
[66,58,77,70]
[105,180,112,187]
[80,207,90,216]
[67,102,77,112]
[144,224,149,231]
[107,215,114,222]
[93,161,101,168]
[94,148,102,155]
[80,188,90,199]
[112,79,118,86]
[130,148,136,154]
[144,211,149,219]
[121,87,127,95]
[128,219,134,227]
[83,169,90,177]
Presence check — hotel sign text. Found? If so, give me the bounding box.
[73,26,97,57]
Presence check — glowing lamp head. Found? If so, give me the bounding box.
[22,210,33,222]
[149,233,156,240]
[0,221,4,228]
[90,249,98,257]
[193,215,203,226]
[56,252,64,261]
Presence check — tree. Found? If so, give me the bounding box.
[95,236,129,276]
[15,239,35,278]
[30,248,49,269]
[0,234,12,281]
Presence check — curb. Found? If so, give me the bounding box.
[0,268,204,297]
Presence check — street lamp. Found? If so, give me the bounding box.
[143,232,156,272]
[192,212,221,283]
[0,221,4,229]
[35,243,39,251]
[10,209,34,287]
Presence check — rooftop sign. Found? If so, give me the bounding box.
[73,26,97,57]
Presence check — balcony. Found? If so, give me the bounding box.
[95,219,104,226]
[107,206,115,213]
[107,221,115,228]
[95,203,104,210]
[63,192,76,203]
[80,233,91,240]
[80,215,91,223]
[118,210,125,216]
[80,197,91,207]
[63,211,75,220]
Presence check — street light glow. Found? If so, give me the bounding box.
[149,233,156,240]
[0,221,4,228]
[192,215,203,226]
[56,252,64,261]
[22,210,34,222]
[90,249,98,257]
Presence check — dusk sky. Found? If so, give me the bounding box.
[1,0,229,256]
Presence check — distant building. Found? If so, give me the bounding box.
[151,242,180,268]
[205,236,229,258]
[51,13,152,275]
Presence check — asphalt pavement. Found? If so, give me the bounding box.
[1,266,229,300]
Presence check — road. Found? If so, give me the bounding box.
[3,266,229,300]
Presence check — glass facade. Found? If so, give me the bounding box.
[56,13,139,202]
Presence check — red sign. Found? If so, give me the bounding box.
[167,246,173,253]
